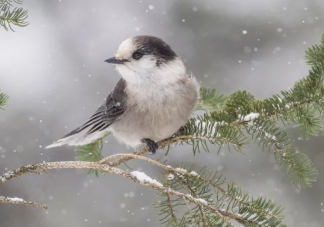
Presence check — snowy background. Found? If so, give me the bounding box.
[1,0,324,226]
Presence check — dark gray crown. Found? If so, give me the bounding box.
[133,36,177,65]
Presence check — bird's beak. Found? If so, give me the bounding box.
[104,56,129,64]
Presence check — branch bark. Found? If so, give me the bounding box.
[0,154,239,226]
[0,135,280,226]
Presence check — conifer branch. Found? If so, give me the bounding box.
[196,87,227,112]
[0,152,286,226]
[183,198,202,227]
[243,119,317,187]
[0,90,8,109]
[99,133,247,167]
[192,37,324,186]
[0,154,282,226]
[163,170,180,226]
[0,0,28,31]
[0,196,47,209]
[75,139,104,176]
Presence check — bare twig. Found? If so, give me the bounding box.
[0,196,47,209]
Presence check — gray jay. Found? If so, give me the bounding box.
[46,35,200,154]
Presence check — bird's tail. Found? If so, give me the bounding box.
[46,101,111,149]
[46,128,109,149]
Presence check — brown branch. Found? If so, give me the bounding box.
[0,196,47,209]
[0,152,278,221]
[0,161,102,183]
[0,152,275,226]
[108,153,279,220]
[0,158,242,226]
[101,134,241,167]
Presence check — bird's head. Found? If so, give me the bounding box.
[105,36,186,85]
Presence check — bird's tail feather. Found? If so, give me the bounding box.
[46,101,111,149]
[46,127,109,149]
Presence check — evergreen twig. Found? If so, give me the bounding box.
[0,90,8,109]
[0,153,286,227]
[0,0,28,31]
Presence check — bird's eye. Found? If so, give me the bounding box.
[132,51,143,60]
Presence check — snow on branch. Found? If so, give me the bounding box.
[0,143,285,226]
[0,196,47,209]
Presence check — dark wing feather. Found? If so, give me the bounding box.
[63,79,127,138]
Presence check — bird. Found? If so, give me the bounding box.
[46,35,200,154]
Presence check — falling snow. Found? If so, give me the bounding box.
[1,1,322,226]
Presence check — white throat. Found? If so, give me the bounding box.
[116,58,187,87]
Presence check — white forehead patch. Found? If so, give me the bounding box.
[116,38,135,59]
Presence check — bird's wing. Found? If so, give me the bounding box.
[46,79,127,148]
[65,79,127,137]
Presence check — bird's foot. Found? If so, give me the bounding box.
[142,138,158,155]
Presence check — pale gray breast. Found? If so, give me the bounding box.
[118,76,199,141]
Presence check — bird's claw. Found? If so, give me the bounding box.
[142,138,159,155]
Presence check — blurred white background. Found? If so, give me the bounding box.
[0,0,324,226]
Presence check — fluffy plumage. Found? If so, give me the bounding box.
[46,35,200,150]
